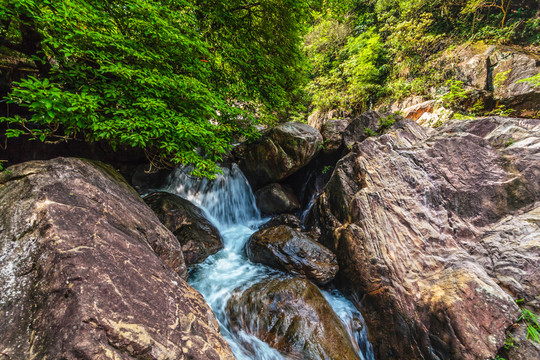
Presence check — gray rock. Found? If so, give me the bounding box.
[260,214,303,230]
[342,110,382,149]
[321,119,349,154]
[234,122,323,188]
[456,44,540,116]
[144,192,223,266]
[255,183,300,215]
[246,225,338,285]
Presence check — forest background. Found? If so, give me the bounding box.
[0,0,538,175]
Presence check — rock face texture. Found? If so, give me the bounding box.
[456,44,540,116]
[307,117,540,359]
[0,158,234,360]
[342,110,384,149]
[144,191,223,266]
[254,183,301,215]
[226,277,361,360]
[321,119,349,154]
[234,121,323,188]
[246,225,338,285]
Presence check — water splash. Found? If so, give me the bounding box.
[164,164,374,360]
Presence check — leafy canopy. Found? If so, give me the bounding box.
[0,0,310,177]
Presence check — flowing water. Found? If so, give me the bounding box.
[165,165,374,360]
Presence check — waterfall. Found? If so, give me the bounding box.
[164,164,374,360]
[166,164,260,228]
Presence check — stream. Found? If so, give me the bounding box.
[165,164,374,360]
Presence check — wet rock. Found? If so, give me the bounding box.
[246,225,338,285]
[144,192,223,266]
[342,110,382,149]
[321,119,349,154]
[260,214,303,230]
[226,277,361,360]
[308,116,540,359]
[0,158,234,360]
[255,183,301,215]
[234,122,323,188]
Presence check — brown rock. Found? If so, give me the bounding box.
[400,100,436,121]
[255,183,301,215]
[0,158,234,360]
[234,122,323,188]
[246,225,338,285]
[308,116,540,359]
[144,192,223,266]
[226,277,361,360]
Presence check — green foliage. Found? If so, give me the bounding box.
[518,73,540,87]
[504,332,517,349]
[487,104,514,117]
[377,113,397,131]
[503,138,514,147]
[462,0,513,27]
[440,80,469,108]
[322,165,333,174]
[306,22,385,112]
[494,69,512,88]
[303,0,538,116]
[0,0,310,177]
[514,299,540,345]
[363,127,377,137]
[519,307,540,343]
[470,99,486,115]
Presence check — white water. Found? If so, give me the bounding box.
[166,165,374,360]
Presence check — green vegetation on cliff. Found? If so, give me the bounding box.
[0,0,310,176]
[303,0,539,115]
[0,0,538,174]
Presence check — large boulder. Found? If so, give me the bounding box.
[234,122,323,188]
[144,192,223,266]
[0,158,234,360]
[226,277,361,360]
[254,183,301,215]
[246,225,338,285]
[307,116,540,359]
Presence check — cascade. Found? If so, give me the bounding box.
[166,164,374,360]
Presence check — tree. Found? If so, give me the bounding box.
[0,0,310,177]
[462,0,513,27]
